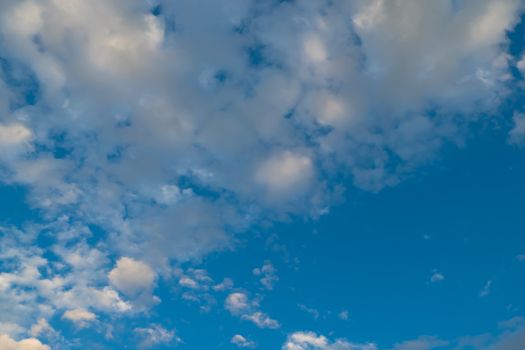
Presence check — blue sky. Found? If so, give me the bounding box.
[1,1,525,349]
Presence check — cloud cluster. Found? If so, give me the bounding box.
[282,332,376,350]
[225,292,279,329]
[0,0,524,344]
[0,334,50,350]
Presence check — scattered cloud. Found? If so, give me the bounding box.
[0,334,50,350]
[231,334,256,348]
[508,113,525,146]
[338,310,349,321]
[282,331,376,350]
[225,292,279,329]
[253,261,279,290]
[298,304,320,320]
[430,270,445,283]
[134,325,180,349]
[479,280,493,297]
[391,336,448,350]
[61,309,96,328]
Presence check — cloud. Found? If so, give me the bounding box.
[430,270,445,283]
[231,334,256,348]
[253,261,278,290]
[0,334,50,350]
[391,336,448,350]
[225,293,251,315]
[61,309,96,328]
[108,257,156,297]
[282,331,376,350]
[134,325,180,349]
[225,292,279,329]
[479,280,493,297]
[508,113,525,146]
[0,0,524,342]
[338,310,349,321]
[298,304,320,320]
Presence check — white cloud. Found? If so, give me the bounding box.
[479,280,492,297]
[508,113,525,146]
[282,331,376,350]
[430,271,445,283]
[134,325,179,349]
[225,293,251,315]
[253,261,278,290]
[0,334,50,350]
[109,257,156,297]
[338,310,349,321]
[0,0,523,340]
[255,151,314,197]
[29,319,54,338]
[231,334,256,348]
[392,336,448,350]
[242,312,280,329]
[61,308,96,327]
[298,304,320,320]
[225,292,279,329]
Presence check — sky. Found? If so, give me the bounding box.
[0,0,525,349]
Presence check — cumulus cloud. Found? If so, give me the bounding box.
[225,292,279,329]
[134,325,179,349]
[61,308,96,327]
[231,334,256,348]
[0,334,50,350]
[253,261,278,290]
[109,257,156,297]
[282,331,376,350]
[0,0,523,341]
[430,270,445,283]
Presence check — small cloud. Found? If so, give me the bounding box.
[134,325,180,349]
[243,312,280,329]
[225,292,280,329]
[231,334,256,348]
[225,292,251,315]
[62,308,97,328]
[109,257,156,297]
[430,270,445,283]
[479,280,492,298]
[213,278,234,292]
[253,261,278,290]
[298,304,320,319]
[508,112,525,146]
[338,310,349,321]
[30,319,55,338]
[282,331,376,350]
[392,336,448,350]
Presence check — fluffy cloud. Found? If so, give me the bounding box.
[134,325,179,349]
[109,257,156,297]
[61,308,96,327]
[430,271,445,283]
[231,334,256,348]
[253,261,278,290]
[225,292,279,329]
[282,332,376,350]
[508,113,525,146]
[0,0,524,342]
[0,334,50,350]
